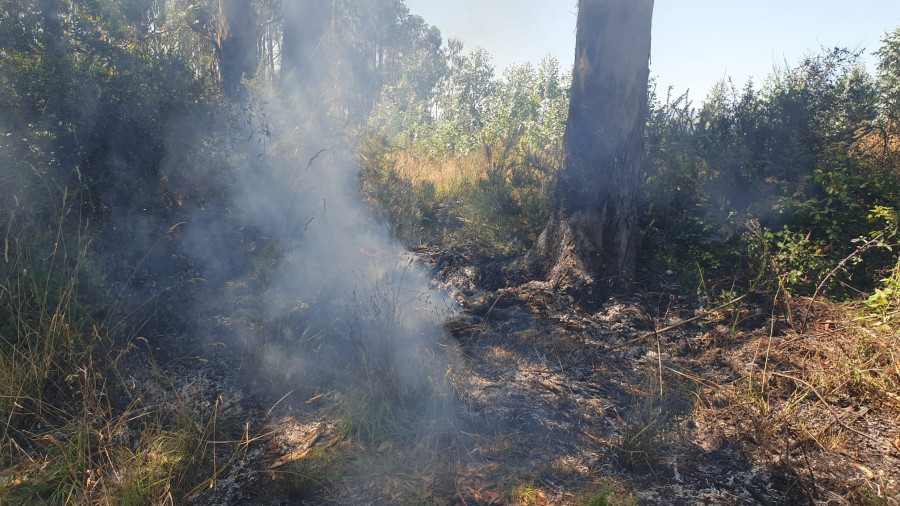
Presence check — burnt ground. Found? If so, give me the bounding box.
[136,246,899,505]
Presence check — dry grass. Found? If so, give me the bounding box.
[718,293,900,503]
[387,150,487,199]
[359,138,555,254]
[0,189,244,504]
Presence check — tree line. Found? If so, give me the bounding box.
[5,0,899,313]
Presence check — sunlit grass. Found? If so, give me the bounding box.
[359,136,555,254]
[387,149,486,198]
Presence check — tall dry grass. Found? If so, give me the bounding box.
[0,186,239,504]
[359,136,556,254]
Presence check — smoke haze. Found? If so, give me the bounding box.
[169,8,464,445]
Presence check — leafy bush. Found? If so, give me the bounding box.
[641,42,900,297]
[362,50,566,254]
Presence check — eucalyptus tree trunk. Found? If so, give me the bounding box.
[520,0,654,293]
[41,0,61,39]
[217,0,258,99]
[281,0,331,88]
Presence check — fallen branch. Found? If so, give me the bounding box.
[598,293,749,356]
[268,422,326,469]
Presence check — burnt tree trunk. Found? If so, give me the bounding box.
[281,0,330,88]
[217,0,258,99]
[520,0,653,293]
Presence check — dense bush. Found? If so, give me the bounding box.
[641,43,900,295]
[0,1,239,501]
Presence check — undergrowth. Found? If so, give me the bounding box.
[358,134,554,255]
[0,186,231,504]
[715,253,900,503]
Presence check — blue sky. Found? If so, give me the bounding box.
[404,0,900,100]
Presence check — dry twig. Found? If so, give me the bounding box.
[598,293,749,356]
[770,372,883,448]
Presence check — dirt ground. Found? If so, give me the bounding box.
[143,246,899,505]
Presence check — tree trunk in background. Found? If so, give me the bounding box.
[217,0,258,99]
[520,0,654,293]
[40,0,75,178]
[41,0,61,40]
[281,0,331,88]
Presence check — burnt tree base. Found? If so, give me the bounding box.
[512,199,638,301]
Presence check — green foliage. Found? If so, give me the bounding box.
[367,32,900,292]
[357,135,444,244]
[0,1,269,502]
[363,49,566,253]
[0,174,228,504]
[370,45,569,159]
[876,27,900,124]
[277,445,341,500]
[642,44,900,297]
[465,145,555,254]
[863,208,900,319]
[582,486,636,506]
[0,187,93,440]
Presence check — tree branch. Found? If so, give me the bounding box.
[598,293,749,355]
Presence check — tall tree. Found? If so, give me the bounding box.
[217,0,258,98]
[41,0,61,39]
[520,0,654,292]
[281,0,330,88]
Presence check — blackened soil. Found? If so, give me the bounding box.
[169,249,898,505]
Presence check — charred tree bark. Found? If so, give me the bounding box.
[217,0,258,99]
[281,0,330,88]
[520,0,653,293]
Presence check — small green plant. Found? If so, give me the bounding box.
[510,479,544,504]
[580,482,636,506]
[864,226,900,322]
[277,445,341,500]
[866,281,898,319]
[617,381,666,470]
[583,488,614,506]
